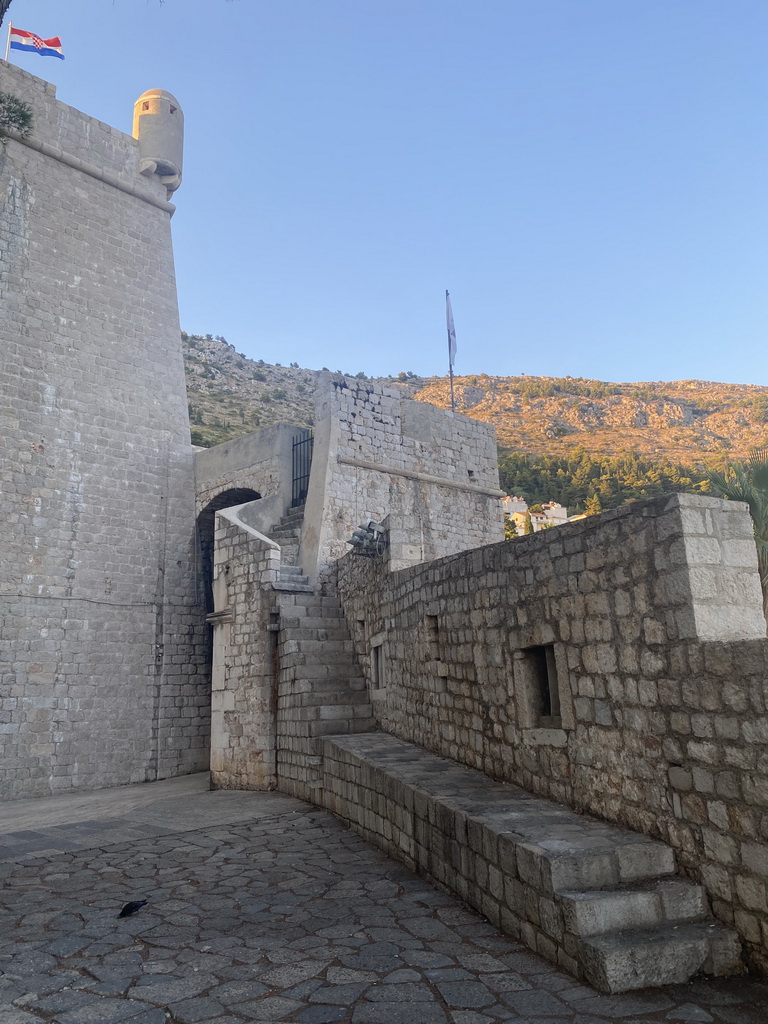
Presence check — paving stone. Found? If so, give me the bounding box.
[370,979,443,1001]
[0,1011,50,1024]
[352,1003,448,1024]
[53,998,154,1024]
[235,995,305,1019]
[325,967,379,984]
[308,982,371,1003]
[567,992,675,1018]
[1,789,767,1024]
[435,981,497,1009]
[296,1008,348,1024]
[382,968,422,982]
[668,1008,715,1023]
[501,989,571,1015]
[127,974,215,1005]
[166,996,228,1022]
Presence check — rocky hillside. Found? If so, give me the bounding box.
[416,376,768,462]
[183,334,768,465]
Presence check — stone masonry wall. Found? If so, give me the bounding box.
[195,422,299,529]
[336,493,768,972]
[0,62,209,797]
[208,508,280,791]
[300,375,504,581]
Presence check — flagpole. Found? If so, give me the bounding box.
[446,290,456,413]
[5,22,12,63]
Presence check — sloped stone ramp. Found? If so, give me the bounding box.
[318,732,742,993]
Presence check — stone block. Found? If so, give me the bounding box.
[616,842,675,882]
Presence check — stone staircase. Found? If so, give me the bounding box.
[273,590,374,800]
[318,732,743,993]
[269,504,309,589]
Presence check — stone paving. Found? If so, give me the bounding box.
[1,780,767,1024]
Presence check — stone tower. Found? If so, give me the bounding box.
[0,61,209,798]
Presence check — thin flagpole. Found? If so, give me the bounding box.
[5,22,12,63]
[446,290,456,413]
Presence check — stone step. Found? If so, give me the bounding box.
[280,615,345,630]
[302,690,372,707]
[315,732,743,993]
[272,526,302,539]
[283,639,353,655]
[281,627,352,642]
[577,921,743,993]
[272,580,315,593]
[279,565,306,577]
[560,878,708,937]
[310,716,376,738]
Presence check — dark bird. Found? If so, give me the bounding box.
[118,900,148,918]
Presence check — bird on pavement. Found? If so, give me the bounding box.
[118,900,148,918]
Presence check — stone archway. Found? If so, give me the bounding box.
[197,488,262,613]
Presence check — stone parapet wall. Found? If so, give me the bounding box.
[335,493,768,972]
[195,423,300,531]
[1,63,168,207]
[208,509,281,791]
[300,375,504,580]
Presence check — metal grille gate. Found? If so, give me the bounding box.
[291,429,314,507]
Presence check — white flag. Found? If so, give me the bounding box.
[446,290,457,367]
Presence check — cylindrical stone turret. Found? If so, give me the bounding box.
[133,88,184,196]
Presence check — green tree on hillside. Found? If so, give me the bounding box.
[708,449,768,617]
[498,448,710,513]
[584,494,603,516]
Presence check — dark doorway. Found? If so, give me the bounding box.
[197,488,261,613]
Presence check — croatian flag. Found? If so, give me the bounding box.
[10,28,65,60]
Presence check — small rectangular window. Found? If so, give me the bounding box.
[519,644,561,727]
[371,642,384,689]
[425,614,440,661]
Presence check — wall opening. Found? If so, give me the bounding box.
[516,644,562,728]
[371,643,384,689]
[197,487,262,613]
[425,614,441,661]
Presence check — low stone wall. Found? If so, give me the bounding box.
[319,733,741,993]
[208,508,281,790]
[335,493,768,973]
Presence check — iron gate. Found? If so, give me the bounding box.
[291,428,314,507]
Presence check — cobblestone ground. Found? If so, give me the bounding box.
[1,803,768,1024]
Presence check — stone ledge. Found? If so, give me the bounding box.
[317,731,743,993]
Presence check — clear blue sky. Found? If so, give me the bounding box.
[6,1,768,384]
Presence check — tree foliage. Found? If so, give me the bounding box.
[708,448,768,617]
[498,447,711,514]
[0,91,33,139]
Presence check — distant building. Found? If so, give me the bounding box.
[502,496,569,535]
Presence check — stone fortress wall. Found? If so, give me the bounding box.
[300,373,505,580]
[199,376,507,790]
[335,494,768,973]
[0,62,209,798]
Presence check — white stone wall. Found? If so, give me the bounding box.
[0,62,209,797]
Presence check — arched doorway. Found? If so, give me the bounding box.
[197,488,261,613]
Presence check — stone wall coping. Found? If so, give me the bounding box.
[216,506,280,549]
[336,454,505,498]
[8,133,175,215]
